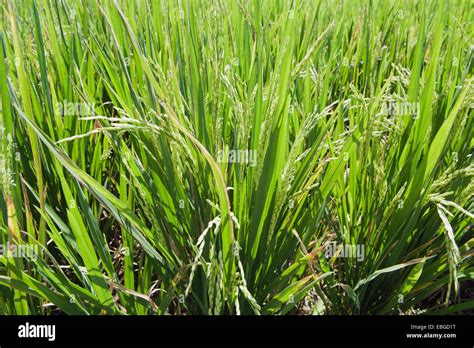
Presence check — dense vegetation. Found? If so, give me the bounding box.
[0,0,472,315]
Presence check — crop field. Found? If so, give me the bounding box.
[0,0,472,315]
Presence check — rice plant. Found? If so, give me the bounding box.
[0,0,472,315]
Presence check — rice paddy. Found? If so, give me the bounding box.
[0,0,472,315]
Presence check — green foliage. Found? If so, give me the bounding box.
[0,0,472,315]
